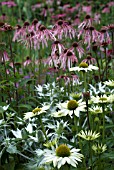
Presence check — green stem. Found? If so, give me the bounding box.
[59,164,69,170]
[102,104,105,143]
[78,137,87,169]
[83,72,87,92]
[89,141,93,170]
[86,100,91,130]
[39,115,48,142]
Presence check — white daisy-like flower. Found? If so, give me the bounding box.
[52,99,86,118]
[91,94,110,104]
[89,106,103,115]
[41,144,83,169]
[78,130,100,140]
[69,62,99,72]
[92,143,107,154]
[103,80,114,87]
[108,94,114,103]
[23,105,50,120]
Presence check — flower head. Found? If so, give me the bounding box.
[23,105,50,120]
[52,99,86,118]
[69,62,98,72]
[91,94,110,104]
[78,130,100,141]
[92,143,107,154]
[103,80,114,87]
[89,106,103,115]
[41,144,83,169]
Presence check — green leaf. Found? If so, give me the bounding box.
[6,145,17,154]
[18,104,32,110]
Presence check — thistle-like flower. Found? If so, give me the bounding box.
[78,130,100,140]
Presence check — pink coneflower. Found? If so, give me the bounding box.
[82,5,92,14]
[35,24,56,48]
[94,13,101,24]
[71,74,79,84]
[102,24,114,32]
[52,19,76,39]
[51,40,65,56]
[82,53,96,65]
[23,57,32,67]
[1,1,17,7]
[70,42,84,59]
[31,3,42,11]
[56,75,71,85]
[43,52,59,68]
[73,15,81,26]
[51,14,66,20]
[0,13,8,21]
[102,6,110,13]
[0,23,14,32]
[29,19,40,32]
[99,28,111,44]
[59,49,78,69]
[13,23,29,42]
[108,1,114,7]
[64,6,77,14]
[78,15,93,29]
[2,51,10,62]
[78,26,100,48]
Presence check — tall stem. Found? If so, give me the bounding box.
[89,141,93,170]
[86,100,91,130]
[39,115,48,142]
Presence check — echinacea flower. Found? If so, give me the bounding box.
[82,53,96,65]
[78,130,100,141]
[89,106,103,115]
[92,143,107,154]
[103,80,114,87]
[91,94,110,104]
[23,105,50,120]
[59,49,78,69]
[52,19,76,39]
[41,144,83,169]
[69,62,98,72]
[52,99,86,118]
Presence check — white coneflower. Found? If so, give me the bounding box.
[52,99,86,118]
[89,106,103,115]
[91,94,110,104]
[78,130,100,140]
[103,80,114,87]
[41,144,83,169]
[69,62,98,72]
[23,105,50,120]
[92,143,107,154]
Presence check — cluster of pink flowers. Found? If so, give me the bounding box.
[1,1,17,7]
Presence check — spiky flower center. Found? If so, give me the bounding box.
[56,144,70,157]
[67,100,78,110]
[79,62,88,68]
[32,108,41,113]
[99,97,107,102]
